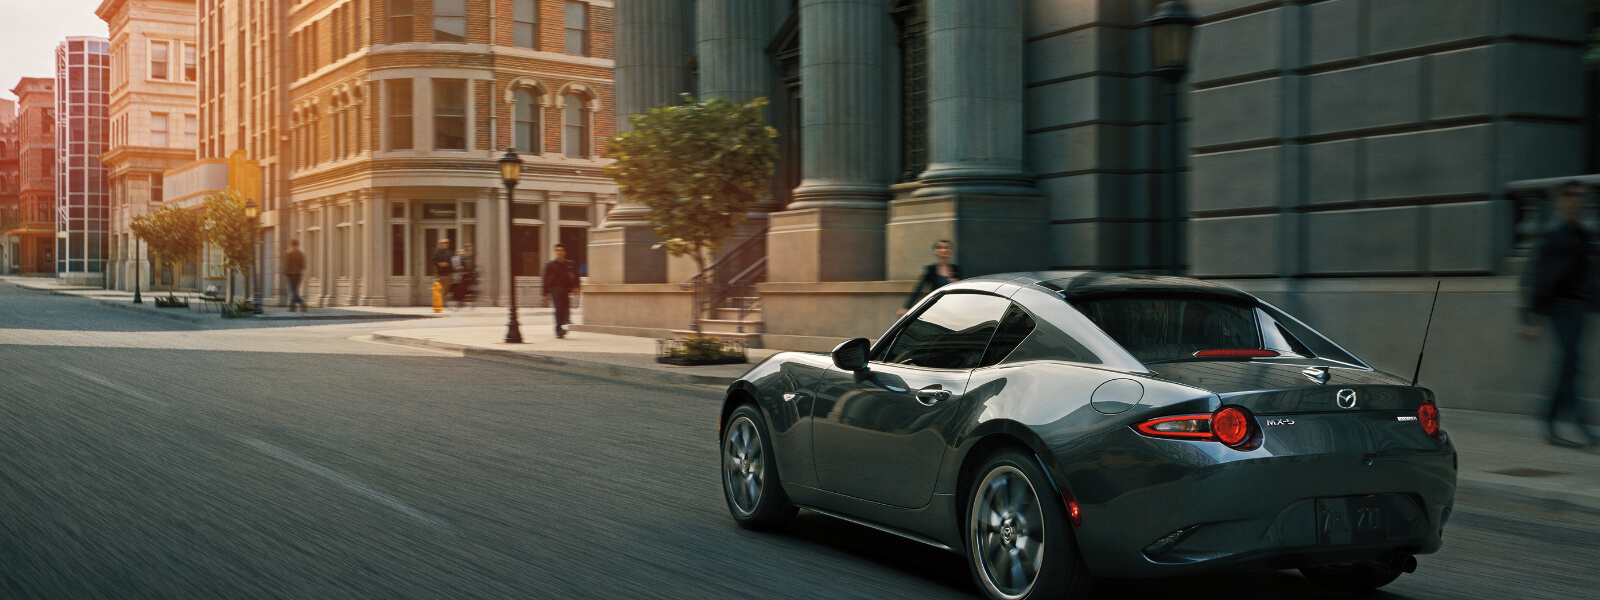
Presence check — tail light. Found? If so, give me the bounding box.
[1418,401,1441,437]
[1134,406,1259,450]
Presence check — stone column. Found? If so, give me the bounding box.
[591,0,690,284]
[888,0,1046,280]
[320,198,336,307]
[360,190,386,305]
[692,0,780,281]
[769,0,892,282]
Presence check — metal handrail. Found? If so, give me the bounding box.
[680,226,769,335]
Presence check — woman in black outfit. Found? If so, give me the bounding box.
[899,240,960,315]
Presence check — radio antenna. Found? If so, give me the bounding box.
[1411,281,1442,386]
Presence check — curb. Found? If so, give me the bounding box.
[12,283,439,323]
[369,333,741,387]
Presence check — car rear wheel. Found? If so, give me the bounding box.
[965,449,1091,600]
[1299,560,1405,592]
[721,405,796,530]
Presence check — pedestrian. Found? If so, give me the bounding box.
[450,248,470,308]
[1520,181,1600,448]
[898,239,961,316]
[283,239,307,312]
[543,244,581,339]
[432,238,454,299]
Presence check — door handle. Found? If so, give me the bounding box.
[915,385,952,406]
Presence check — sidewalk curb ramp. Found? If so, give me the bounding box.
[369,333,741,387]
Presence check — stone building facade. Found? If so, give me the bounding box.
[280,0,618,307]
[7,78,58,277]
[98,0,201,293]
[0,100,17,274]
[588,0,1598,418]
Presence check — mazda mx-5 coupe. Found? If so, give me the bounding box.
[718,272,1455,600]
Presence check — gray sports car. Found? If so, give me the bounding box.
[718,272,1455,600]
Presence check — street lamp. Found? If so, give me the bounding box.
[132,235,142,304]
[1146,0,1196,275]
[244,199,262,314]
[499,147,525,344]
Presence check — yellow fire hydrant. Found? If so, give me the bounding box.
[431,280,444,313]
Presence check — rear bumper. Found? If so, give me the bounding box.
[1056,428,1456,578]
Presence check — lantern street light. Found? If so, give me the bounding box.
[243,198,263,314]
[1145,0,1196,275]
[499,147,525,344]
[133,235,142,304]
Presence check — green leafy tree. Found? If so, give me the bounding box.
[203,189,258,303]
[601,95,778,332]
[128,204,204,292]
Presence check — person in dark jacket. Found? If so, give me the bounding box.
[1521,181,1600,448]
[899,239,961,316]
[283,239,307,312]
[543,244,582,339]
[432,238,454,294]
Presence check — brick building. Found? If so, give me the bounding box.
[0,100,17,273]
[7,78,58,276]
[161,0,617,306]
[98,0,201,293]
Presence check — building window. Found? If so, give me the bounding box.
[895,0,929,182]
[434,79,467,151]
[151,173,163,203]
[387,79,413,150]
[512,224,541,276]
[151,113,169,147]
[392,223,407,275]
[434,0,467,43]
[515,0,539,49]
[514,88,540,154]
[564,1,588,56]
[184,43,197,82]
[150,41,169,80]
[563,93,588,157]
[185,115,197,148]
[390,0,414,43]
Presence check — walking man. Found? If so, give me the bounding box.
[542,244,581,339]
[1521,181,1600,448]
[283,239,307,312]
[432,238,454,297]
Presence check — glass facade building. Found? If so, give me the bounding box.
[55,37,111,277]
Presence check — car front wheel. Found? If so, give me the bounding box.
[966,449,1091,600]
[721,405,797,530]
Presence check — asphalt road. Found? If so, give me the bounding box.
[2,282,1597,599]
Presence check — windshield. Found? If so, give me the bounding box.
[1074,296,1261,363]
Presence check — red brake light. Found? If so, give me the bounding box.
[1212,407,1250,446]
[1193,349,1280,358]
[1418,402,1440,436]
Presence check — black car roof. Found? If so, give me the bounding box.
[978,271,1259,303]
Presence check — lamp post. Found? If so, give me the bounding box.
[244,199,262,314]
[1146,0,1196,275]
[133,235,142,304]
[499,147,525,344]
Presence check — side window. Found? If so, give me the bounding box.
[878,293,1010,369]
[980,304,1035,367]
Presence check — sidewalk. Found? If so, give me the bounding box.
[2,276,443,323]
[10,275,1600,528]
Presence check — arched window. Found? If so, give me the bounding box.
[563,93,588,158]
[514,88,540,154]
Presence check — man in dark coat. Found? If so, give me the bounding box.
[542,244,581,339]
[283,239,307,312]
[432,238,454,296]
[1521,181,1600,447]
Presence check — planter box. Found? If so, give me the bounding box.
[154,298,189,308]
[656,356,748,366]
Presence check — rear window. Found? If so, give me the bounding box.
[1074,296,1263,363]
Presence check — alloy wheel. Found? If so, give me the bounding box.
[723,415,765,516]
[971,465,1046,600]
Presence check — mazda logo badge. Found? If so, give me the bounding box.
[1336,389,1358,410]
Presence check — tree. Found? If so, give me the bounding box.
[202,189,257,303]
[128,204,204,292]
[601,95,778,333]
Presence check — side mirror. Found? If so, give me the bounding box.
[831,337,871,372]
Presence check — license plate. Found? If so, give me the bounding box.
[1316,496,1390,545]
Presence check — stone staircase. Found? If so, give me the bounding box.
[673,300,763,347]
